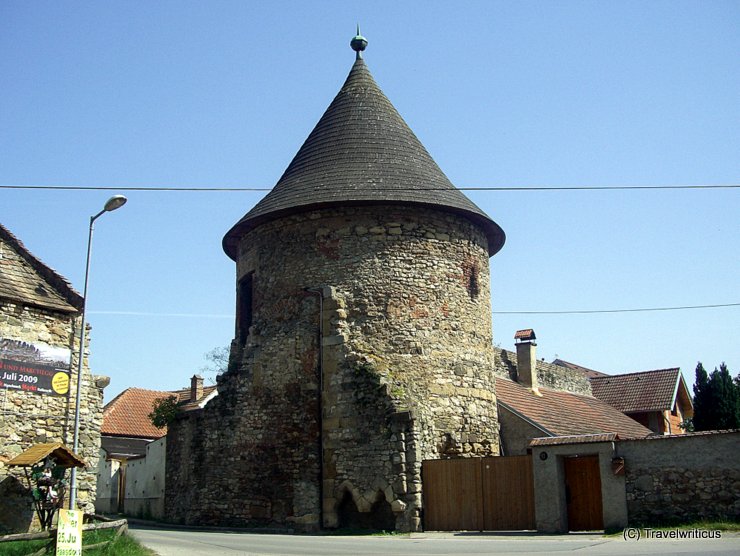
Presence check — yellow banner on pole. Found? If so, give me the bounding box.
[56,509,83,556]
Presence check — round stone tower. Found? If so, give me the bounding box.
[166,33,506,533]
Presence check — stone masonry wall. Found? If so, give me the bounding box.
[619,431,740,524]
[0,301,105,533]
[496,348,592,396]
[166,204,500,532]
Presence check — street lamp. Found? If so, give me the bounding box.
[69,195,127,510]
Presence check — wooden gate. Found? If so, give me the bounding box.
[422,455,535,531]
[564,455,603,531]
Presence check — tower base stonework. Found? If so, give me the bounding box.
[166,205,500,532]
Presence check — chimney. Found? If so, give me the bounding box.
[514,329,541,395]
[191,374,204,402]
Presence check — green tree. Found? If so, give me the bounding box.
[148,395,179,429]
[692,362,740,431]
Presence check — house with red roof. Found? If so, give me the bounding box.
[99,376,217,458]
[590,369,693,435]
[495,331,652,455]
[492,331,729,533]
[95,376,216,517]
[496,378,653,455]
[550,357,694,435]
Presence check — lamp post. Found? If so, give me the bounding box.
[69,195,127,510]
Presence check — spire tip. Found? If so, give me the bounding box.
[350,25,368,60]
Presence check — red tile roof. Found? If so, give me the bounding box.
[530,433,619,447]
[590,368,684,413]
[514,329,536,341]
[496,378,652,439]
[102,388,173,439]
[101,385,217,439]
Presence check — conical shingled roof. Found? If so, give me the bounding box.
[223,48,505,259]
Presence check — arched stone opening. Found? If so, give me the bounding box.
[336,489,395,531]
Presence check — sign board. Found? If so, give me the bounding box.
[56,509,83,556]
[0,338,71,396]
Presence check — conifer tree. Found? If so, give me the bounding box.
[692,362,740,431]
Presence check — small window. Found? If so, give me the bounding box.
[237,273,254,345]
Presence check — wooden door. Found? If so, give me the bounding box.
[564,455,603,531]
[117,462,127,513]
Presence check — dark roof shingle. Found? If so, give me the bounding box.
[0,224,82,313]
[223,55,505,259]
[590,368,683,413]
[551,359,609,379]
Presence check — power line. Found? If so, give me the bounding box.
[87,303,739,319]
[89,310,230,318]
[1,183,739,192]
[492,303,740,315]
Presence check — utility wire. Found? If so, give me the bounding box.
[1,184,739,192]
[88,303,739,318]
[492,303,740,315]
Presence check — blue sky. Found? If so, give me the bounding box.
[1,1,738,401]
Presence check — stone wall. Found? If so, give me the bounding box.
[496,348,591,396]
[620,431,740,524]
[530,431,740,532]
[0,301,105,533]
[498,405,548,456]
[167,204,500,532]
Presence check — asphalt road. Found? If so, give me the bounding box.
[129,525,740,556]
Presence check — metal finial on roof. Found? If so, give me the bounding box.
[350,24,368,59]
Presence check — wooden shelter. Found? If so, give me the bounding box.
[7,443,85,529]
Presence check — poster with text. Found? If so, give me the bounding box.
[0,337,71,396]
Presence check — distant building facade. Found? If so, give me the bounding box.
[96,378,216,518]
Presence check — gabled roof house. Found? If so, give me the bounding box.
[96,376,216,518]
[495,330,652,455]
[101,376,217,459]
[496,377,653,455]
[590,368,693,435]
